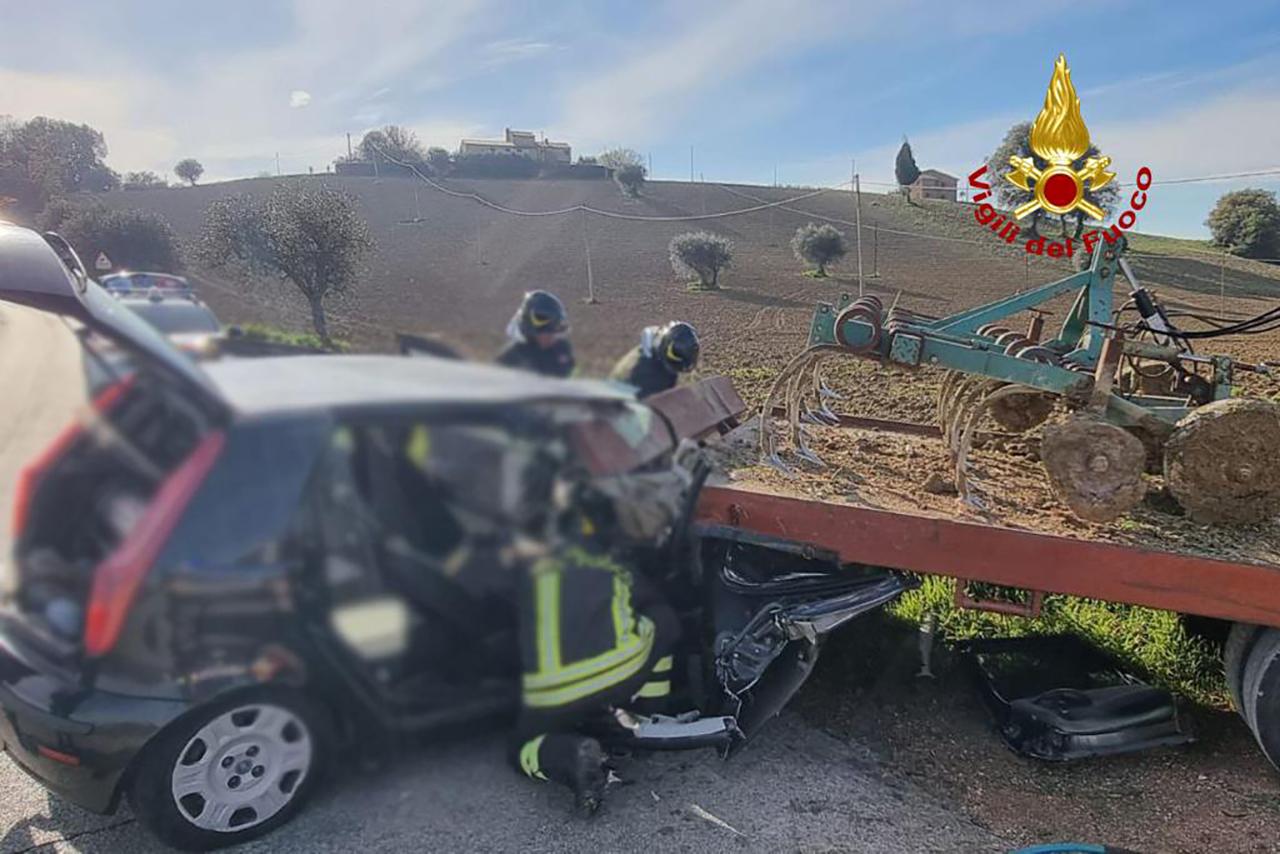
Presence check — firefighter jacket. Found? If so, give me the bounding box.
[519,545,656,710]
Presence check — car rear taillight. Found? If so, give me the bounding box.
[10,379,134,539]
[83,431,225,657]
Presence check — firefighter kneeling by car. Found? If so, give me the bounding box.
[509,479,680,815]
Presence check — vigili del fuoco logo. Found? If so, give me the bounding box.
[968,54,1152,258]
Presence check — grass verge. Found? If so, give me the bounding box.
[237,323,350,352]
[891,575,1227,707]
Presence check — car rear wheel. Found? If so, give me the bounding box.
[127,690,330,851]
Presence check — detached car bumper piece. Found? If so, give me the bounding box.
[958,634,1193,762]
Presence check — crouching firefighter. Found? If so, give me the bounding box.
[497,290,576,378]
[609,321,700,399]
[509,486,678,815]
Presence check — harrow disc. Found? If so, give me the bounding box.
[988,392,1055,433]
[1163,398,1280,524]
[1041,416,1147,523]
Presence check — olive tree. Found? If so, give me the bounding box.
[987,120,1118,240]
[123,171,167,190]
[358,125,426,166]
[1207,189,1280,260]
[175,158,204,186]
[598,148,646,197]
[198,182,373,343]
[39,200,182,272]
[669,231,732,290]
[791,222,847,276]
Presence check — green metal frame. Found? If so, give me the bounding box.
[805,235,1236,426]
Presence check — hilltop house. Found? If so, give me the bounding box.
[909,169,958,202]
[459,129,572,164]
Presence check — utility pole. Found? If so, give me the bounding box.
[1220,254,1227,316]
[773,163,778,187]
[648,152,653,177]
[346,133,352,159]
[855,168,865,297]
[276,152,281,176]
[582,208,598,304]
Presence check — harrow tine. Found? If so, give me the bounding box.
[815,402,842,425]
[812,358,842,403]
[795,446,825,467]
[944,378,984,460]
[955,384,1038,511]
[763,452,793,475]
[786,368,826,465]
[758,346,836,461]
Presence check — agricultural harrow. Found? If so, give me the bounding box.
[760,235,1280,524]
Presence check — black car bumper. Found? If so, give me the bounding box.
[0,628,189,814]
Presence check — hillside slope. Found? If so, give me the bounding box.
[102,175,1280,386]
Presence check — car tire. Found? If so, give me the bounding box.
[1224,622,1264,723]
[127,689,331,851]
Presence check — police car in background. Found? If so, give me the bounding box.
[99,270,194,297]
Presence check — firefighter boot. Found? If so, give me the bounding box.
[521,733,609,816]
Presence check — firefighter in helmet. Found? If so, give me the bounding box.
[497,290,576,378]
[509,481,678,815]
[609,321,700,399]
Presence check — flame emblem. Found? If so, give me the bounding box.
[1005,54,1115,220]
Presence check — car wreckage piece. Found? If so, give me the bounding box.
[958,635,1192,761]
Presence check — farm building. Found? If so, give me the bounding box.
[910,169,958,201]
[459,128,572,163]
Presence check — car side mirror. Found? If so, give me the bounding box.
[329,596,412,660]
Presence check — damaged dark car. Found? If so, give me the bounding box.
[0,223,912,850]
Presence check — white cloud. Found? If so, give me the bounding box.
[483,38,555,66]
[0,0,492,177]
[554,0,895,149]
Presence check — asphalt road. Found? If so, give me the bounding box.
[0,302,1007,853]
[1,713,1005,853]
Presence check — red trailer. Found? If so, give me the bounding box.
[627,376,1280,774]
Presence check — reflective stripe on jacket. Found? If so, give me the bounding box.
[520,546,655,709]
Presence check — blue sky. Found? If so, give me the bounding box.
[2,0,1279,237]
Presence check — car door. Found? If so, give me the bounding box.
[296,415,525,732]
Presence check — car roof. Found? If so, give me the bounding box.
[204,353,634,416]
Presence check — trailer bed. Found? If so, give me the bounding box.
[696,420,1280,627]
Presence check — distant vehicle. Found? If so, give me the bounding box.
[119,291,223,359]
[99,270,194,296]
[0,222,907,850]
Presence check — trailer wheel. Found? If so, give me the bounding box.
[1241,628,1280,765]
[1224,622,1264,723]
